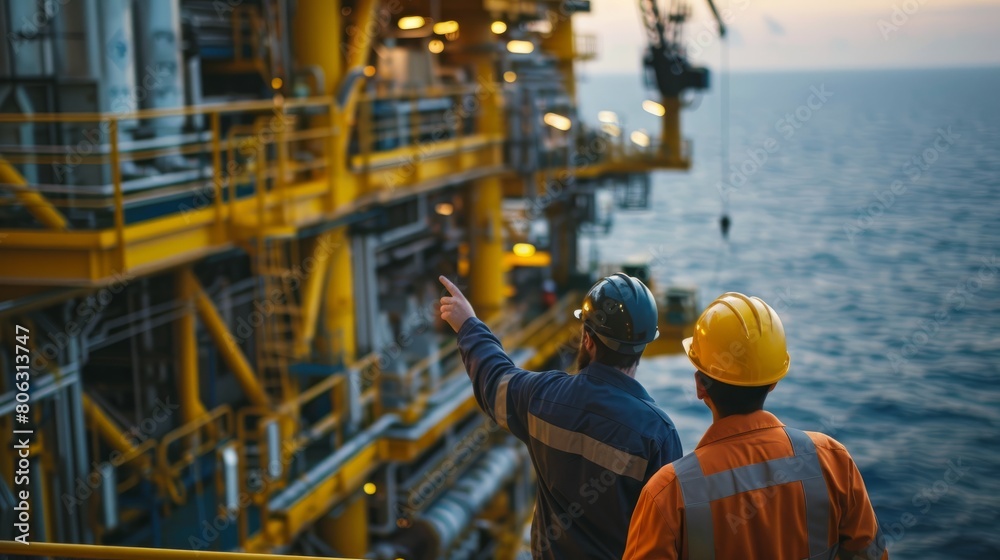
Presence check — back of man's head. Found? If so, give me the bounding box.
[683,292,790,414]
[696,371,771,417]
[586,325,642,370]
[574,273,660,364]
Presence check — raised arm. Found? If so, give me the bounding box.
[439,276,537,440]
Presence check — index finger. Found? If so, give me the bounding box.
[438,275,464,299]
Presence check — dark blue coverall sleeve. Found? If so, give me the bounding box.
[456,317,551,442]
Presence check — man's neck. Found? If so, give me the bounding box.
[614,365,638,379]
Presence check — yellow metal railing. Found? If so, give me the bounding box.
[0,83,501,236]
[575,33,598,61]
[0,540,356,559]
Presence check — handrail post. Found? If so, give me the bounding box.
[410,93,420,184]
[211,111,224,241]
[327,101,338,211]
[109,118,126,270]
[256,142,266,231]
[276,100,289,223]
[454,91,463,171]
[360,95,372,193]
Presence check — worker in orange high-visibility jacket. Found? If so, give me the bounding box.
[624,292,888,560]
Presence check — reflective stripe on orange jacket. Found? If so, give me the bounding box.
[624,411,888,560]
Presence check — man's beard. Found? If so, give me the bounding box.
[575,337,591,371]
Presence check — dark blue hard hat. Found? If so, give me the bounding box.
[574,273,659,355]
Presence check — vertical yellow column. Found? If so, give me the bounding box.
[541,13,577,102]
[175,268,202,424]
[469,175,504,318]
[323,227,356,364]
[316,494,368,556]
[660,97,682,162]
[291,0,341,96]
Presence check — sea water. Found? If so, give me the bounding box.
[578,67,1000,558]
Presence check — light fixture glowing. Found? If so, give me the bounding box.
[270,77,283,90]
[630,130,650,147]
[428,39,444,53]
[597,110,618,124]
[543,112,571,131]
[433,20,459,35]
[435,202,454,216]
[491,21,507,34]
[513,243,537,258]
[506,40,534,54]
[363,65,376,77]
[363,482,377,495]
[601,123,621,137]
[503,71,517,83]
[397,16,425,30]
[642,99,666,117]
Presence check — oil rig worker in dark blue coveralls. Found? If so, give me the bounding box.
[439,273,683,559]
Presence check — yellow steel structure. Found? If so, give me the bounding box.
[660,97,685,164]
[0,0,701,556]
[0,94,508,288]
[470,175,505,317]
[0,540,353,560]
[0,158,68,230]
[291,0,341,98]
[176,267,210,425]
[81,394,149,468]
[184,268,272,409]
[322,228,357,362]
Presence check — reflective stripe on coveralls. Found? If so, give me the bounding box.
[673,427,836,560]
[495,373,513,429]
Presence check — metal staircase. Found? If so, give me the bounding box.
[253,236,302,402]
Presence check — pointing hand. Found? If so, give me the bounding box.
[439,275,477,333]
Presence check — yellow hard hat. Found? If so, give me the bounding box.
[682,292,790,387]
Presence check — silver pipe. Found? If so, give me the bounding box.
[368,463,399,536]
[69,378,93,543]
[0,370,79,416]
[383,385,472,442]
[413,446,521,557]
[99,462,118,531]
[55,372,79,543]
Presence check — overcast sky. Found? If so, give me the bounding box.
[574,0,1000,73]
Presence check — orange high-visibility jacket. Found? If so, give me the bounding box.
[624,411,888,559]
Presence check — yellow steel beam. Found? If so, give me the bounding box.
[469,175,504,317]
[660,96,683,164]
[340,0,378,122]
[176,268,209,425]
[322,227,355,363]
[263,432,380,549]
[540,12,578,102]
[503,251,552,269]
[0,96,334,124]
[0,158,68,230]
[381,396,481,463]
[292,0,341,96]
[297,233,334,356]
[81,394,146,462]
[316,494,368,558]
[182,269,271,409]
[0,136,504,286]
[0,540,357,559]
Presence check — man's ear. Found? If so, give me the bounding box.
[582,328,594,350]
[695,372,708,401]
[767,383,777,393]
